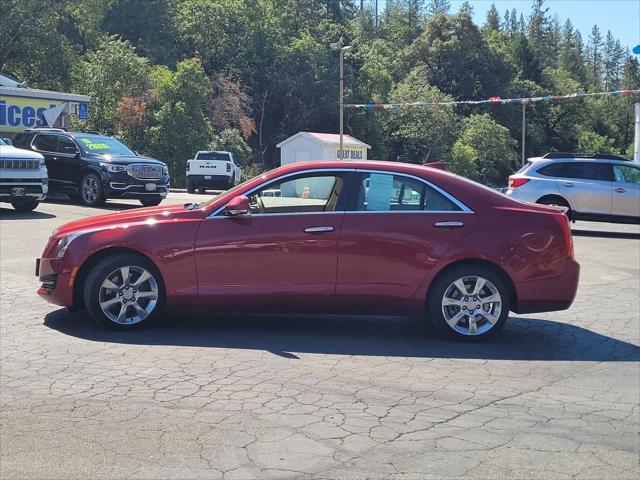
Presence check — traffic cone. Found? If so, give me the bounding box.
[302,185,310,199]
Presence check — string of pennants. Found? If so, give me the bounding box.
[344,88,640,110]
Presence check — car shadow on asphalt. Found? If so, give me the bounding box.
[0,207,56,219]
[43,308,640,362]
[43,197,142,211]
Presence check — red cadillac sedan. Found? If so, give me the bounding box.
[36,160,579,340]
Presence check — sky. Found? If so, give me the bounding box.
[448,0,640,50]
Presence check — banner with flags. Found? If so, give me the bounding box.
[344,89,640,110]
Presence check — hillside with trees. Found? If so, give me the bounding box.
[2,0,639,186]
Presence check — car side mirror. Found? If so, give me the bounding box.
[63,146,78,155]
[225,195,250,216]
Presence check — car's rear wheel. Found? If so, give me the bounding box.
[10,198,39,212]
[187,179,196,194]
[139,197,163,207]
[79,173,106,207]
[427,265,510,341]
[84,254,164,329]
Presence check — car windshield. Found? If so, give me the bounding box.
[75,135,135,156]
[0,138,6,145]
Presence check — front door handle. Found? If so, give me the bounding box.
[434,221,464,228]
[615,187,626,193]
[304,226,335,233]
[563,182,574,187]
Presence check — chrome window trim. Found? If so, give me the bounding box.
[207,166,474,219]
[354,168,473,213]
[207,168,356,218]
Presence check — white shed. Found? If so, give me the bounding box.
[277,132,371,166]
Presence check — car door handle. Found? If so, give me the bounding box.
[304,226,335,233]
[563,182,574,187]
[434,221,464,228]
[614,187,626,193]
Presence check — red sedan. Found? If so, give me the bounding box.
[36,160,579,340]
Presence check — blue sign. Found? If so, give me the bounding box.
[78,102,88,120]
[633,45,640,55]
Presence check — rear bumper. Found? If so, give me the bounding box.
[512,257,580,314]
[187,174,233,188]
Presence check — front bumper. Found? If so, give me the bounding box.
[36,257,74,307]
[513,257,580,314]
[102,172,170,199]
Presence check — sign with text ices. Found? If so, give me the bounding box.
[0,96,65,133]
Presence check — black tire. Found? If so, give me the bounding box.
[537,196,572,221]
[83,253,164,330]
[10,198,39,212]
[197,187,206,194]
[427,264,510,341]
[79,173,106,207]
[139,197,163,207]
[187,179,196,194]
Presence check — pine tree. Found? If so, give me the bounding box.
[485,3,501,32]
[587,25,603,88]
[426,0,450,16]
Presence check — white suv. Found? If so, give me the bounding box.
[0,139,48,211]
[506,153,639,223]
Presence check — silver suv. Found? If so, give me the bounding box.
[506,153,640,223]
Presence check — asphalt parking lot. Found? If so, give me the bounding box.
[1,193,639,480]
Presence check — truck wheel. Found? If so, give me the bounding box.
[11,198,39,212]
[139,197,163,207]
[79,173,106,207]
[197,187,206,194]
[187,179,195,194]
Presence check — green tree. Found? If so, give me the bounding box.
[455,114,518,186]
[145,59,212,186]
[209,128,253,166]
[447,140,480,180]
[74,37,151,134]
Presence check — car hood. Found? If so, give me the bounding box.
[54,203,205,236]
[87,153,166,166]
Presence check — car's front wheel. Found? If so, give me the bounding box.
[10,198,39,212]
[84,254,164,329]
[427,265,510,341]
[79,173,106,207]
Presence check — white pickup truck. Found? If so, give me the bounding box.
[0,139,48,211]
[186,151,242,193]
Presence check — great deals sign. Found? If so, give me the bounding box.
[0,96,65,132]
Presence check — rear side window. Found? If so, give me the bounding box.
[538,162,612,181]
[32,134,57,152]
[352,172,461,212]
[197,152,232,161]
[613,164,640,184]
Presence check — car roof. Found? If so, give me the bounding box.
[528,156,632,165]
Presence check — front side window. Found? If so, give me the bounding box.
[56,136,78,155]
[248,174,344,214]
[613,164,640,184]
[354,172,461,212]
[75,135,135,156]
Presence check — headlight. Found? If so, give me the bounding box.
[100,162,126,173]
[39,158,45,167]
[54,233,81,258]
[162,165,169,175]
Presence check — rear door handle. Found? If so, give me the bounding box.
[615,187,626,193]
[563,182,574,187]
[434,221,464,228]
[304,226,335,233]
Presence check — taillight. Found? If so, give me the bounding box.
[557,214,574,257]
[226,163,231,172]
[509,176,530,189]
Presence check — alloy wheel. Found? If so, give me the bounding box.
[82,176,99,203]
[441,275,502,336]
[98,266,159,325]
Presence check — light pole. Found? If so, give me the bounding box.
[330,39,352,160]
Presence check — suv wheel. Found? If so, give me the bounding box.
[537,196,572,220]
[80,173,106,207]
[10,198,39,212]
[427,265,510,341]
[84,254,164,329]
[140,197,163,207]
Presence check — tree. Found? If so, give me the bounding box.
[209,128,253,166]
[447,141,480,180]
[145,59,212,186]
[484,3,501,33]
[587,25,603,88]
[207,74,255,140]
[455,114,519,186]
[425,0,450,16]
[74,37,151,134]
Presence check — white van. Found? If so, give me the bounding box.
[186,151,242,193]
[0,139,48,211]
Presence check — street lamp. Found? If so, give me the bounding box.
[330,39,352,160]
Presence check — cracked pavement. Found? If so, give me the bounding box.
[1,195,639,479]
